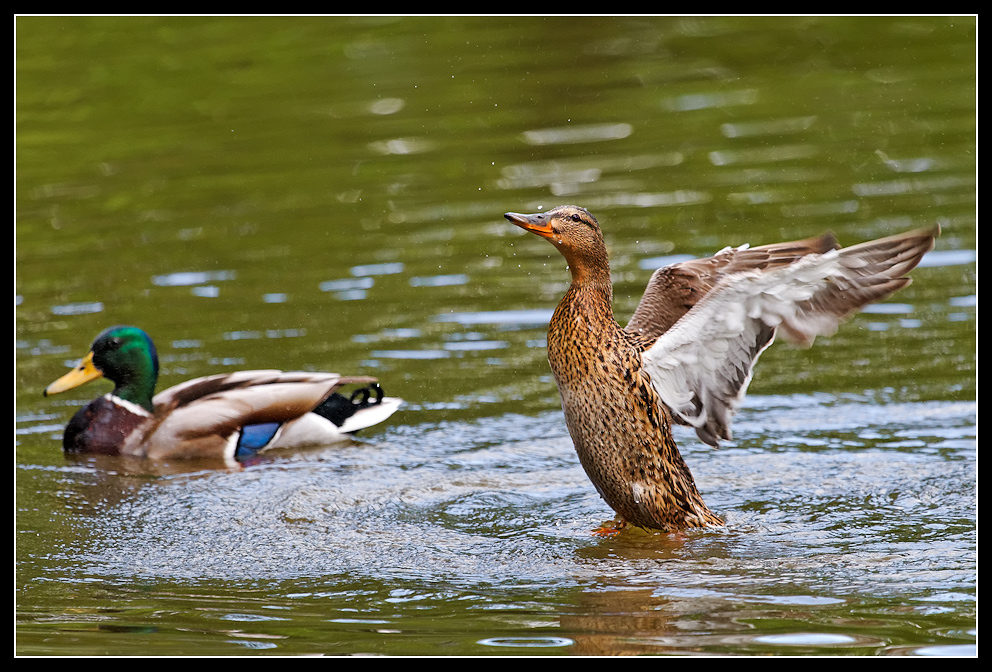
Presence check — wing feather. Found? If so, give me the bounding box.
[639,227,937,446]
[141,371,378,458]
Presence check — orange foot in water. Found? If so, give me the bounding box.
[591,519,628,537]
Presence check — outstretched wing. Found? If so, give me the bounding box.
[638,227,937,446]
[626,233,841,343]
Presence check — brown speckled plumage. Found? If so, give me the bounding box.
[548,279,723,530]
[506,205,937,533]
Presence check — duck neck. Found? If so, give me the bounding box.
[560,236,612,286]
[112,371,156,413]
[563,277,615,329]
[103,349,158,413]
[562,253,615,327]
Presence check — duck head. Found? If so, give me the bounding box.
[45,325,160,412]
[504,205,611,285]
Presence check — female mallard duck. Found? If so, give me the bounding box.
[44,325,402,461]
[506,205,938,533]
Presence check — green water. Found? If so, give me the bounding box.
[16,16,975,656]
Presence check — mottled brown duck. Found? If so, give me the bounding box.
[44,325,402,461]
[505,205,938,533]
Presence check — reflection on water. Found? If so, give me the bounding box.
[16,15,974,656]
[432,309,555,327]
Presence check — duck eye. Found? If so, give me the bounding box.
[570,214,582,223]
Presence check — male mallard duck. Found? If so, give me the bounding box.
[43,325,402,460]
[506,205,938,533]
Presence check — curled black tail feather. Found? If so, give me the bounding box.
[313,383,384,428]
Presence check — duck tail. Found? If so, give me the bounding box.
[313,383,402,433]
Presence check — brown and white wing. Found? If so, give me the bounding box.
[625,233,841,343]
[152,370,367,409]
[640,227,937,447]
[143,371,373,458]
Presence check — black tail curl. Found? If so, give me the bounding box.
[313,383,385,428]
